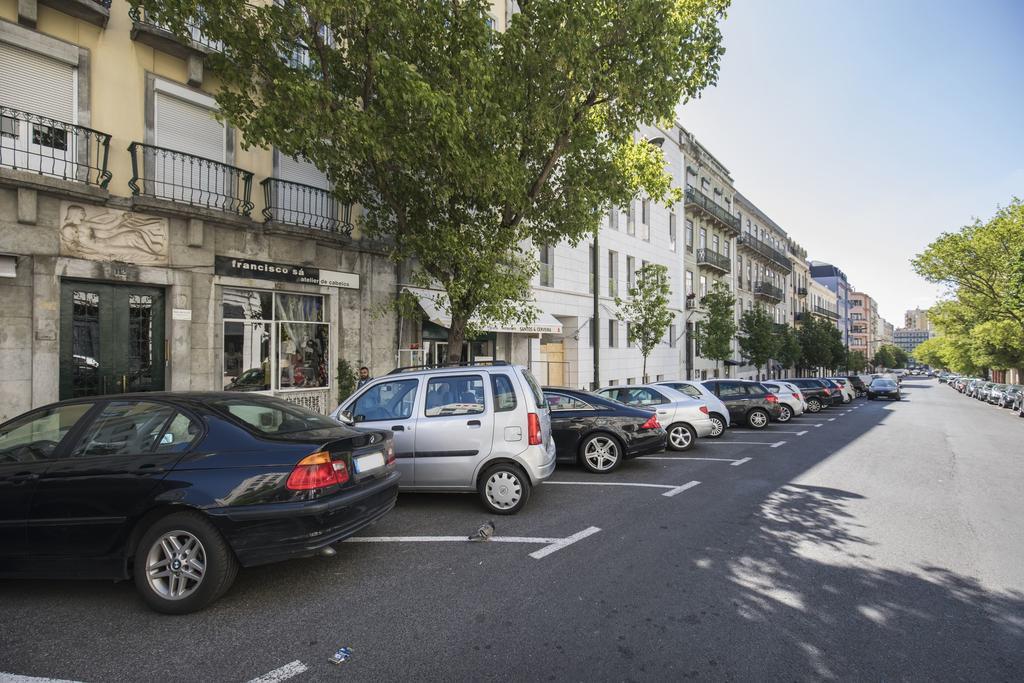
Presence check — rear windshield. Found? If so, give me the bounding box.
[520,369,547,410]
[210,396,340,435]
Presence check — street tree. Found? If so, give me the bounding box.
[889,345,909,368]
[694,281,736,376]
[846,349,868,373]
[616,264,674,382]
[872,345,896,370]
[797,316,833,374]
[136,0,729,362]
[776,326,803,375]
[738,306,778,378]
[912,337,946,369]
[825,325,846,372]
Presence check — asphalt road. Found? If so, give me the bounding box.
[2,378,1023,682]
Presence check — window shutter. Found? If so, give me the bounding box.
[154,92,224,161]
[0,43,76,122]
[278,153,330,190]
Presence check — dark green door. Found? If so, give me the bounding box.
[59,281,166,399]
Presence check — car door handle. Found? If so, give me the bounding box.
[10,472,39,482]
[391,425,405,432]
[467,420,481,427]
[570,417,585,423]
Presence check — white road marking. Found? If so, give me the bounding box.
[814,423,824,427]
[247,661,309,683]
[529,526,602,560]
[701,440,780,445]
[828,418,836,422]
[770,441,787,448]
[1,674,82,683]
[796,430,808,436]
[639,456,742,463]
[662,480,701,497]
[730,457,751,467]
[751,430,805,434]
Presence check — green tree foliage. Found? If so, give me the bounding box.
[911,337,946,369]
[825,325,846,372]
[336,358,357,402]
[797,316,833,373]
[616,264,674,382]
[694,281,736,374]
[846,349,868,373]
[776,326,803,373]
[136,0,729,361]
[871,344,906,370]
[738,306,778,377]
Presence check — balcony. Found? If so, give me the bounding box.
[1,106,111,188]
[262,178,353,235]
[130,8,222,85]
[796,286,808,297]
[738,233,792,273]
[30,0,111,27]
[684,186,740,235]
[696,247,731,275]
[813,305,841,321]
[795,311,809,322]
[685,296,698,310]
[753,281,785,304]
[128,142,254,216]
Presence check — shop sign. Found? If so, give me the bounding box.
[215,256,359,289]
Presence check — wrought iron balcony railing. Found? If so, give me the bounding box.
[1,106,112,188]
[685,296,698,310]
[796,286,808,296]
[753,281,785,303]
[814,305,841,320]
[129,142,253,215]
[261,177,352,235]
[696,247,731,274]
[795,311,809,322]
[738,233,792,272]
[684,186,740,234]
[129,7,224,53]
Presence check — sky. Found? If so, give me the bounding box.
[676,0,1024,325]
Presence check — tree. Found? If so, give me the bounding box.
[846,349,868,373]
[694,281,736,375]
[138,0,729,362]
[872,345,896,370]
[889,345,909,368]
[912,336,946,369]
[776,326,803,375]
[797,316,833,374]
[825,325,846,372]
[738,306,778,378]
[616,264,674,382]
[969,320,1024,373]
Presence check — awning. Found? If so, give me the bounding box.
[403,287,563,335]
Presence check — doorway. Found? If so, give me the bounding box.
[59,281,166,399]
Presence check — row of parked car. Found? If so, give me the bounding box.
[942,374,1024,416]
[0,362,873,614]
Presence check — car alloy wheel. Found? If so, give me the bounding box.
[581,435,621,473]
[807,398,821,413]
[145,530,207,601]
[667,423,696,451]
[708,414,726,438]
[747,409,769,429]
[777,405,792,423]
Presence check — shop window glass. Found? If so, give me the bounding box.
[279,322,329,389]
[275,293,323,322]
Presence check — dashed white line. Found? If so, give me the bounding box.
[702,440,780,445]
[770,441,787,448]
[662,480,701,497]
[730,457,751,467]
[247,661,309,683]
[639,456,742,462]
[814,423,824,427]
[529,526,602,559]
[346,527,603,560]
[0,674,82,683]
[545,480,677,490]
[796,430,808,436]
[828,418,836,422]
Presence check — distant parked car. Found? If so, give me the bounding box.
[987,384,1009,406]
[1001,385,1023,410]
[867,378,902,401]
[333,362,554,515]
[975,381,995,401]
[762,381,806,423]
[786,378,834,413]
[653,380,731,437]
[701,379,785,429]
[846,375,867,396]
[818,378,847,406]
[543,388,667,473]
[0,393,400,614]
[597,385,714,451]
[827,377,856,403]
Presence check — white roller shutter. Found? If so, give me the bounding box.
[154,91,226,206]
[0,43,76,123]
[154,92,224,161]
[279,154,330,190]
[276,152,336,227]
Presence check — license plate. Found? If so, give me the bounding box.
[354,451,385,473]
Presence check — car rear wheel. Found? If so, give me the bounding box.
[479,463,531,515]
[747,409,769,429]
[708,413,726,438]
[133,511,238,615]
[667,422,696,451]
[579,434,622,474]
[806,398,822,413]
[777,404,792,423]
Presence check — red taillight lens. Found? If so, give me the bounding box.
[641,415,661,430]
[286,451,349,490]
[822,388,831,395]
[765,393,778,403]
[792,393,801,401]
[699,404,709,414]
[527,413,542,445]
[385,441,396,465]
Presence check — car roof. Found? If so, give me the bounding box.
[385,363,524,377]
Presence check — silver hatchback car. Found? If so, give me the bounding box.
[332,362,555,514]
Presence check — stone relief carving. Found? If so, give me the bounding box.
[60,203,169,265]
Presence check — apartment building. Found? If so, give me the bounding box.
[787,240,811,326]
[851,291,881,358]
[809,262,852,345]
[808,278,840,329]
[849,295,870,356]
[0,0,399,419]
[894,327,934,359]
[904,307,932,332]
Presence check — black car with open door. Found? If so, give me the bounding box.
[543,388,667,473]
[0,393,399,614]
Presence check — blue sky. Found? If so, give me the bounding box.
[676,0,1024,324]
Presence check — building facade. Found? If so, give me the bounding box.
[809,262,852,346]
[0,1,399,420]
[904,307,932,332]
[787,240,811,328]
[894,327,933,359]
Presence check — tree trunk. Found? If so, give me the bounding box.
[642,355,648,384]
[446,316,467,365]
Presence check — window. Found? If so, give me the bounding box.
[608,319,618,347]
[724,240,730,258]
[155,413,202,453]
[424,376,485,417]
[352,379,418,422]
[669,324,677,348]
[222,289,329,393]
[685,220,694,252]
[588,244,595,294]
[0,403,94,462]
[608,250,618,297]
[699,275,708,298]
[608,206,619,231]
[545,393,593,411]
[71,401,177,457]
[214,396,339,434]
[676,383,703,399]
[626,255,635,289]
[626,202,635,236]
[626,377,635,385]
[639,199,651,241]
[712,234,720,253]
[699,228,707,250]
[492,375,517,412]
[625,322,633,347]
[624,388,667,407]
[717,381,747,398]
[685,271,694,295]
[539,244,554,287]
[669,213,677,251]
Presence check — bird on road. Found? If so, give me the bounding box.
[468,521,495,542]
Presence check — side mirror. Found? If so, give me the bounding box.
[339,410,354,424]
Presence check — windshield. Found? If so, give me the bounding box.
[871,380,897,388]
[210,396,341,435]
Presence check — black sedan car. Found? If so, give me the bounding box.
[543,388,667,473]
[867,378,901,400]
[0,393,399,614]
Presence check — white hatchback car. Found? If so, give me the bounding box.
[597,385,714,451]
[653,380,731,437]
[762,381,806,422]
[827,377,856,403]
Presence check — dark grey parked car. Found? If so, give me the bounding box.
[701,380,784,429]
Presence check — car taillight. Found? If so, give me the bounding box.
[699,404,709,414]
[641,415,661,430]
[287,451,349,490]
[386,441,396,465]
[822,388,831,395]
[792,393,801,401]
[765,393,778,403]
[527,412,542,445]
